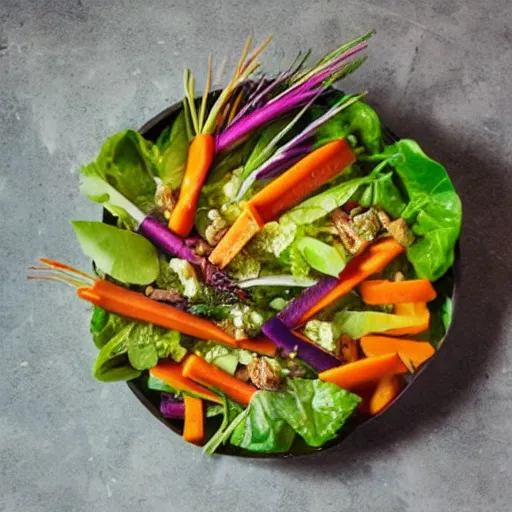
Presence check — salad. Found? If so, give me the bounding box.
[30,32,462,455]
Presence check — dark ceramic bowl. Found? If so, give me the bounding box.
[103,93,460,458]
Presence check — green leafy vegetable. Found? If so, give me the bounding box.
[230,392,297,453]
[247,221,297,261]
[155,257,184,292]
[360,171,406,218]
[126,324,186,371]
[92,324,141,382]
[226,252,261,281]
[385,140,462,280]
[314,100,382,153]
[428,295,453,349]
[282,175,373,225]
[267,379,361,447]
[156,110,190,188]
[90,306,130,349]
[187,304,231,321]
[80,130,158,214]
[296,236,346,277]
[72,221,159,285]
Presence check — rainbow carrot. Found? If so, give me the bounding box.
[182,355,256,406]
[169,37,272,237]
[209,139,356,268]
[150,361,222,404]
[360,335,435,369]
[299,237,404,324]
[385,302,430,335]
[183,396,205,444]
[318,353,409,391]
[359,278,437,305]
[368,374,405,415]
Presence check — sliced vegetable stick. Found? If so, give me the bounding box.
[209,139,355,268]
[183,396,205,445]
[352,382,376,416]
[385,302,430,335]
[150,361,222,404]
[182,354,257,406]
[359,278,437,305]
[249,138,356,222]
[369,374,406,415]
[169,134,216,237]
[360,335,435,368]
[299,238,404,324]
[209,206,264,268]
[77,279,237,347]
[318,353,409,391]
[237,336,277,357]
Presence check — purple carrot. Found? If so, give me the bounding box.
[261,316,340,372]
[278,276,339,328]
[217,34,372,152]
[160,394,186,419]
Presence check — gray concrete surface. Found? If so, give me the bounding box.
[1,1,511,511]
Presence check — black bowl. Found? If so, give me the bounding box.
[102,93,460,458]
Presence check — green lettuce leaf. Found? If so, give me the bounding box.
[72,221,159,285]
[267,379,361,447]
[385,140,462,280]
[80,130,158,214]
[230,392,296,453]
[126,324,186,371]
[92,324,142,382]
[90,306,130,349]
[156,110,190,188]
[247,221,297,260]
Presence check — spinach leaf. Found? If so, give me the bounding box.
[187,304,231,321]
[72,221,159,285]
[268,379,361,447]
[315,100,382,153]
[386,140,462,281]
[92,324,141,382]
[80,130,158,214]
[157,110,190,189]
[90,306,130,349]
[230,392,296,453]
[360,171,406,218]
[428,295,453,349]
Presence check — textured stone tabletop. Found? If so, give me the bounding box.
[1,1,511,511]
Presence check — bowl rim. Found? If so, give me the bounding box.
[114,92,462,459]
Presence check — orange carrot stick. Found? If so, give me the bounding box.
[237,336,277,357]
[182,354,257,406]
[299,238,404,324]
[150,361,222,403]
[183,396,205,445]
[360,335,435,369]
[352,382,377,416]
[77,279,236,347]
[250,138,356,222]
[369,374,406,415]
[209,139,355,268]
[318,353,409,391]
[209,206,264,268]
[169,133,216,237]
[385,302,430,335]
[359,278,437,305]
